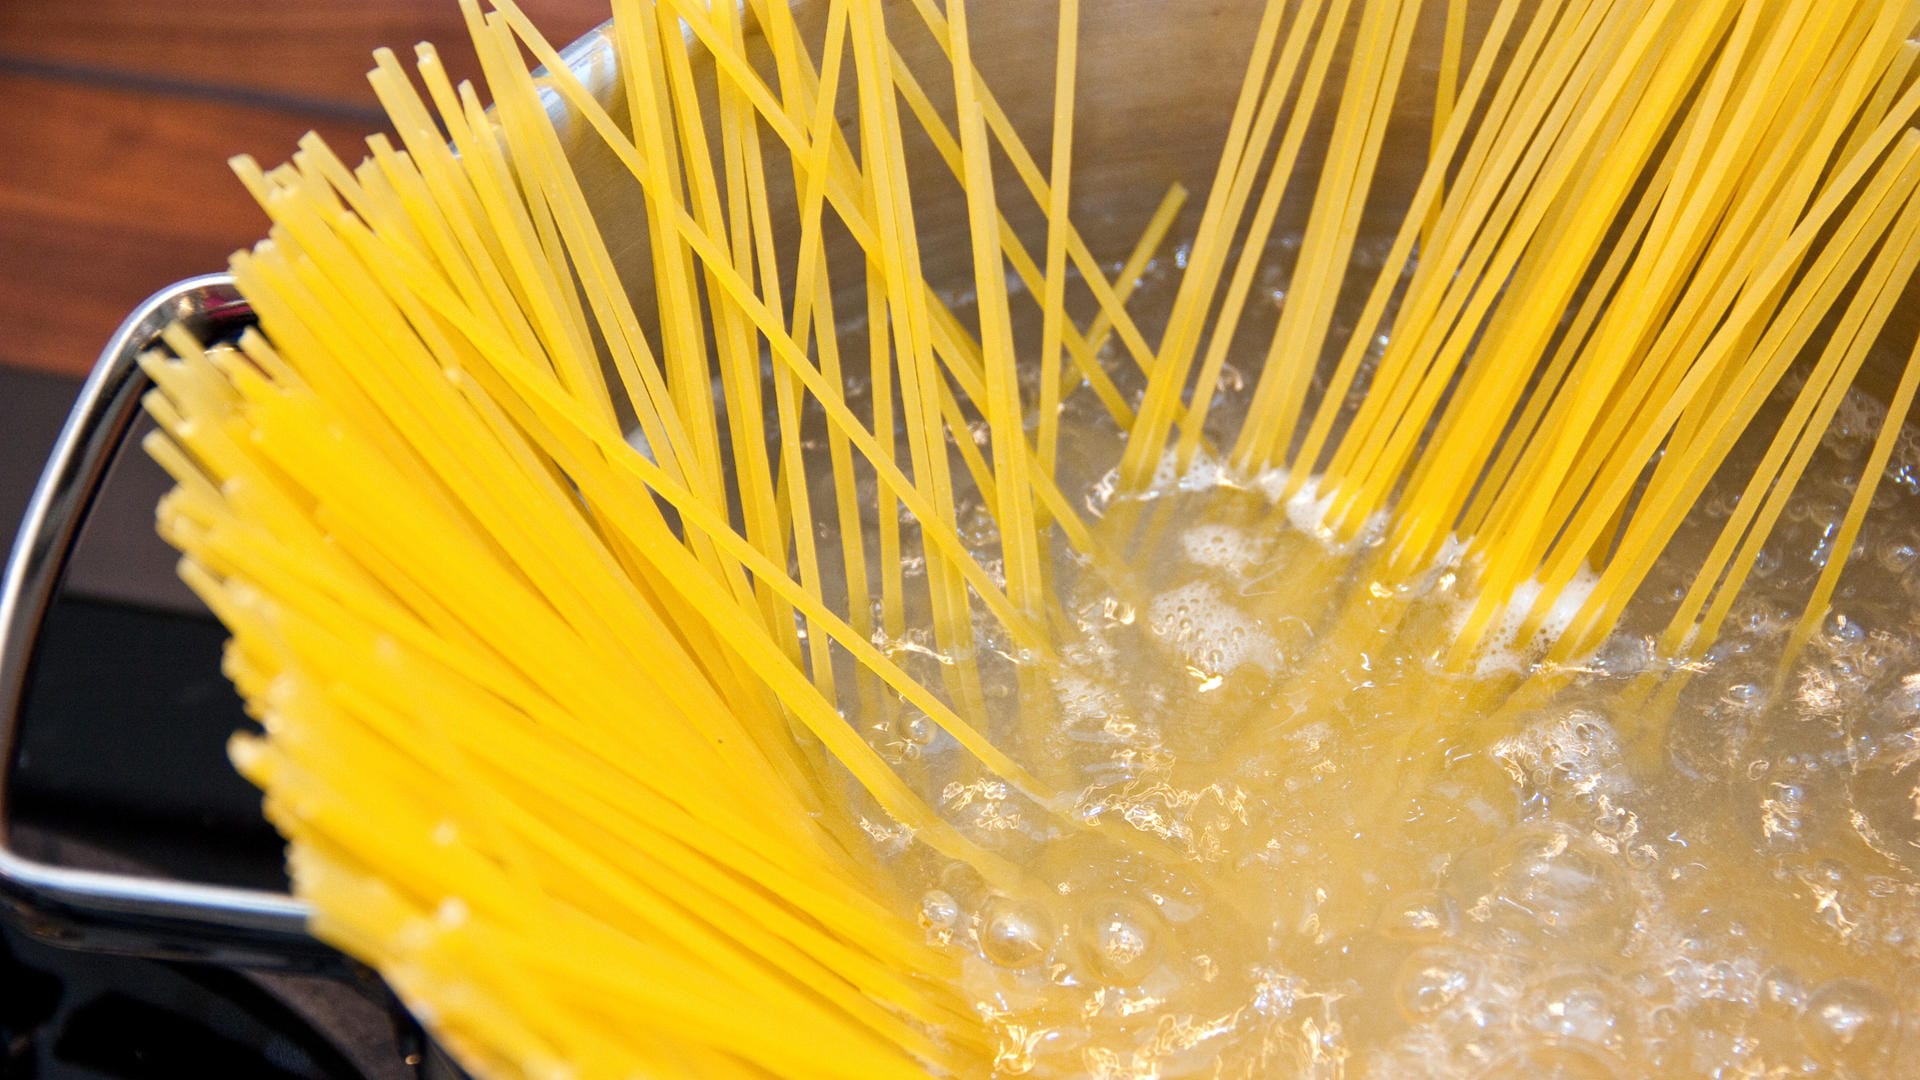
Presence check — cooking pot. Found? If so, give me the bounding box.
[3,0,1909,1068]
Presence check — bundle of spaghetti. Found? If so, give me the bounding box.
[132,0,1920,1075]
[135,0,1210,1072]
[1119,0,1920,670]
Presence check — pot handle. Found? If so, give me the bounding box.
[0,275,332,969]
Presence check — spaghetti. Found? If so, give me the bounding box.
[136,0,1920,1075]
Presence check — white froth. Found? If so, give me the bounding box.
[1177,449,1232,493]
[1180,523,1271,573]
[1465,567,1602,674]
[1146,579,1278,676]
[1054,671,1123,724]
[1253,466,1293,503]
[1248,472,1393,551]
[1284,476,1337,538]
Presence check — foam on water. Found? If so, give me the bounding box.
[1145,579,1279,678]
[1179,523,1272,573]
[1462,568,1603,675]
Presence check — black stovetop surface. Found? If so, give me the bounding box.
[2,923,387,1080]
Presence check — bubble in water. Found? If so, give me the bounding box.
[1845,730,1920,873]
[1759,782,1808,849]
[1758,967,1807,1015]
[980,896,1055,968]
[1492,711,1629,802]
[1798,978,1892,1072]
[1379,890,1461,943]
[920,889,960,946]
[1878,539,1920,573]
[1078,895,1162,983]
[903,714,935,746]
[1395,947,1479,1020]
[1486,826,1632,951]
[1526,970,1633,1053]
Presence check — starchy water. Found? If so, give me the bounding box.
[825,245,1920,1078]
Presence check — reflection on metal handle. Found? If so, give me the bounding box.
[0,274,331,968]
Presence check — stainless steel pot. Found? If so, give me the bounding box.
[4,0,1905,1006]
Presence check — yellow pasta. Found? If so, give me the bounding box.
[135,0,1920,1076]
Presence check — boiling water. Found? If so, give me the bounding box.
[828,255,1920,1077]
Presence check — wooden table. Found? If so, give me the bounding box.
[0,0,606,379]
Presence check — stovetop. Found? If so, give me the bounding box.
[2,923,414,1079]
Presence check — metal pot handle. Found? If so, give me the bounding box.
[0,19,622,973]
[0,274,332,968]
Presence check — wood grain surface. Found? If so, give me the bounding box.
[0,0,606,377]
